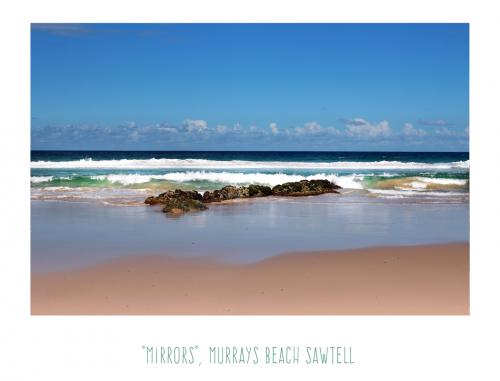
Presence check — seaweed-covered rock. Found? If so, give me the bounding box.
[144,189,202,206]
[162,198,207,214]
[145,179,340,215]
[202,184,273,203]
[271,179,340,196]
[203,186,244,203]
[145,189,206,214]
[247,184,273,197]
[144,189,208,214]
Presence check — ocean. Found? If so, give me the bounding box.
[31,151,470,271]
[31,151,469,205]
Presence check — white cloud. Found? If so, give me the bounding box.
[435,127,454,136]
[157,126,178,134]
[33,117,469,150]
[325,126,342,135]
[269,122,279,135]
[402,122,427,137]
[430,126,469,139]
[294,121,321,135]
[304,121,322,133]
[183,119,208,133]
[289,121,341,137]
[344,118,391,138]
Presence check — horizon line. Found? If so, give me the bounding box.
[30,149,470,153]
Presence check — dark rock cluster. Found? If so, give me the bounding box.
[202,184,272,203]
[144,189,207,214]
[145,179,341,215]
[271,179,341,196]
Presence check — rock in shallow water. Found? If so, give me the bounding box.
[144,189,203,205]
[202,184,272,203]
[202,185,244,203]
[145,180,340,215]
[248,184,274,197]
[271,179,341,197]
[144,190,207,214]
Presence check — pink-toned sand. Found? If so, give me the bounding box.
[31,243,469,315]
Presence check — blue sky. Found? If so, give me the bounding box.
[31,23,469,151]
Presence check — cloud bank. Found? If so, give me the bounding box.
[32,117,469,150]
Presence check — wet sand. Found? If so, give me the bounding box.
[31,198,470,271]
[31,243,469,315]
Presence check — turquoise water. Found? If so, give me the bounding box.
[31,151,469,204]
[31,151,469,271]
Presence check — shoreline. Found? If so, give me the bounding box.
[32,243,469,315]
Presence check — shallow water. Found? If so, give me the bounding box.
[30,150,470,204]
[31,193,469,272]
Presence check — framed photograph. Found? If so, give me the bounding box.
[30,23,469,316]
[4,1,498,379]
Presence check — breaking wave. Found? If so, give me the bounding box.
[31,158,470,170]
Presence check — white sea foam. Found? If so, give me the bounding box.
[86,171,365,189]
[30,158,470,170]
[31,186,149,205]
[31,175,76,183]
[38,186,73,191]
[407,181,428,190]
[30,176,53,183]
[367,189,466,197]
[416,177,468,185]
[393,177,468,191]
[379,172,400,177]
